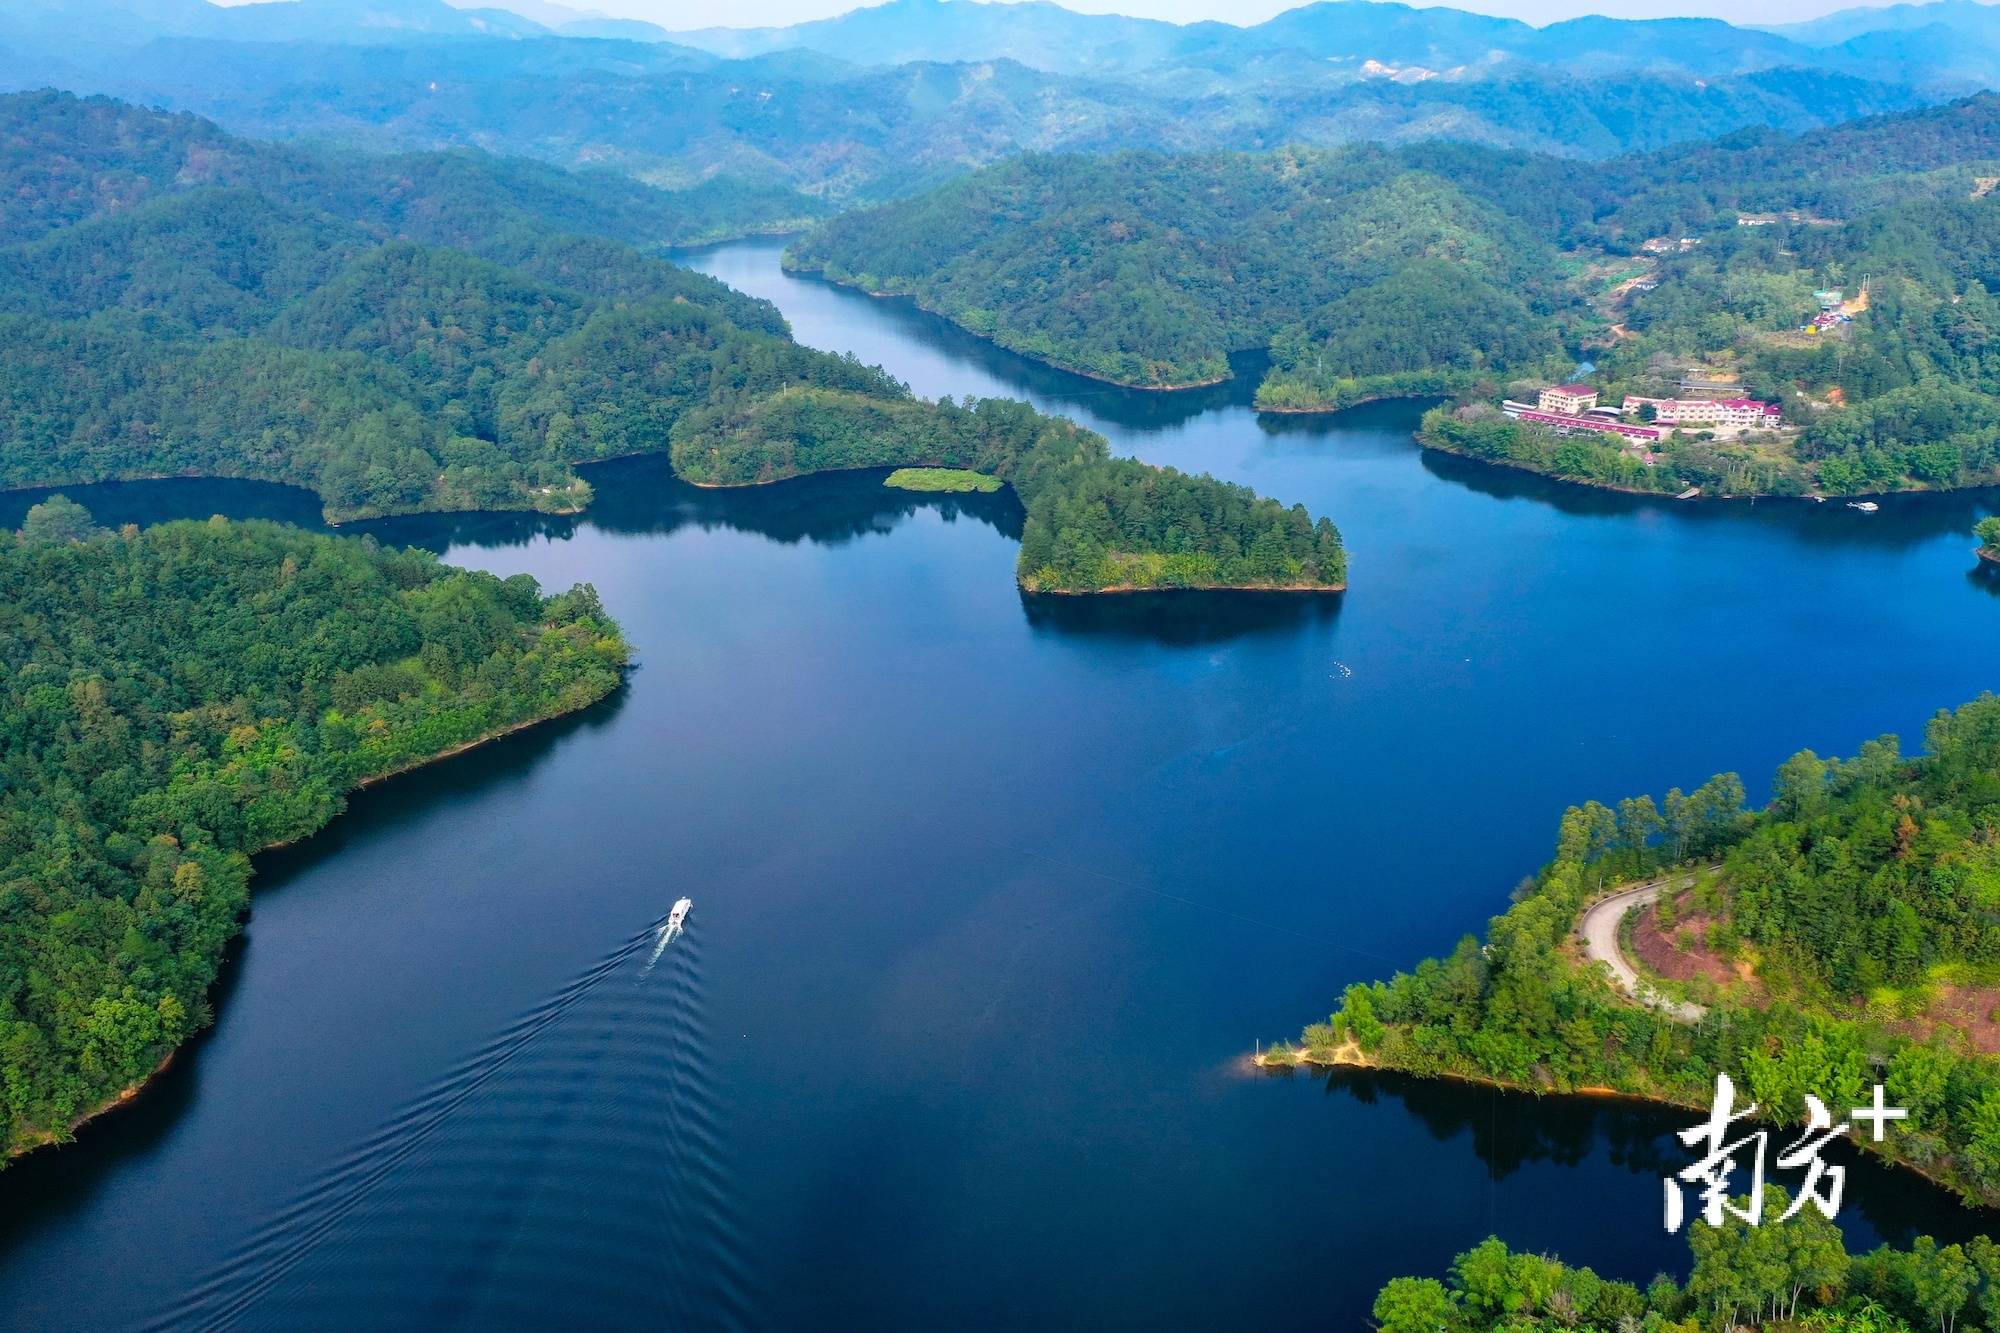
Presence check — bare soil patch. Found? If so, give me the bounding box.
[1630,905,1738,987]
[1900,985,2000,1055]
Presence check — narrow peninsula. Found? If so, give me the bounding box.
[1273,694,2000,1211]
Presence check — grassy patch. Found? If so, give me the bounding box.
[883,467,1003,493]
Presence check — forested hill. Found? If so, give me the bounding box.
[784,146,1578,390]
[790,96,2000,498]
[0,511,631,1157]
[1595,92,2000,241]
[0,89,802,521]
[1285,691,2000,1210]
[1422,95,2000,498]
[0,91,1346,593]
[0,90,820,254]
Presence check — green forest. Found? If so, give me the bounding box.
[1280,693,2000,1211]
[0,506,630,1156]
[0,91,1344,594]
[1374,1213,2000,1332]
[791,94,2000,497]
[786,145,1576,391]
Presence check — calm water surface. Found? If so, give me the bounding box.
[4,238,2000,1329]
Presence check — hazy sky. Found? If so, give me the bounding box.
[566,0,1947,30]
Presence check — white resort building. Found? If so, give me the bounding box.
[1621,396,1783,432]
[1537,384,1600,415]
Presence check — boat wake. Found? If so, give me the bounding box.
[149,908,753,1331]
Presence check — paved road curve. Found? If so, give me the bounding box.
[1577,872,1710,1023]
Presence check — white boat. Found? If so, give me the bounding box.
[647,897,694,968]
[664,897,693,942]
[1848,501,1880,513]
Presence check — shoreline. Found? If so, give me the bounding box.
[1254,389,1456,416]
[1024,580,1346,596]
[0,469,594,527]
[1981,547,2000,565]
[5,1048,182,1160]
[1419,431,2000,505]
[1254,1041,1988,1204]
[781,262,1230,391]
[1255,1042,1704,1113]
[4,687,624,1162]
[652,472,1349,595]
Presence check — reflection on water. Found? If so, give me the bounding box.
[0,459,1026,562]
[675,240,1267,433]
[1022,588,1343,646]
[1317,1066,1989,1257]
[1419,446,2000,550]
[0,474,331,533]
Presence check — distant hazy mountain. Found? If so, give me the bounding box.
[665,0,1842,82]
[669,0,1195,74]
[0,0,555,47]
[0,0,1980,201]
[555,16,676,40]
[26,27,1922,198]
[1764,0,2000,45]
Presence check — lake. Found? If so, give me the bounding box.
[3,237,1999,1329]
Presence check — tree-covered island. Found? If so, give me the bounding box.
[0,92,1344,596]
[0,504,631,1158]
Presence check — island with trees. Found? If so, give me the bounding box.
[0,503,631,1158]
[671,389,1345,591]
[1271,691,2000,1211]
[0,91,1345,597]
[1980,517,2000,566]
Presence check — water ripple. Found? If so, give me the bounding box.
[148,913,754,1332]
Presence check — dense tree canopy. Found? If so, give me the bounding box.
[1374,1210,2000,1333]
[0,90,1345,591]
[787,145,1575,392]
[0,512,629,1156]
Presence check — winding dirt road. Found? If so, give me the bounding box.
[1577,872,1710,1023]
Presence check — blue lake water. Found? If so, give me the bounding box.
[2,238,1998,1329]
